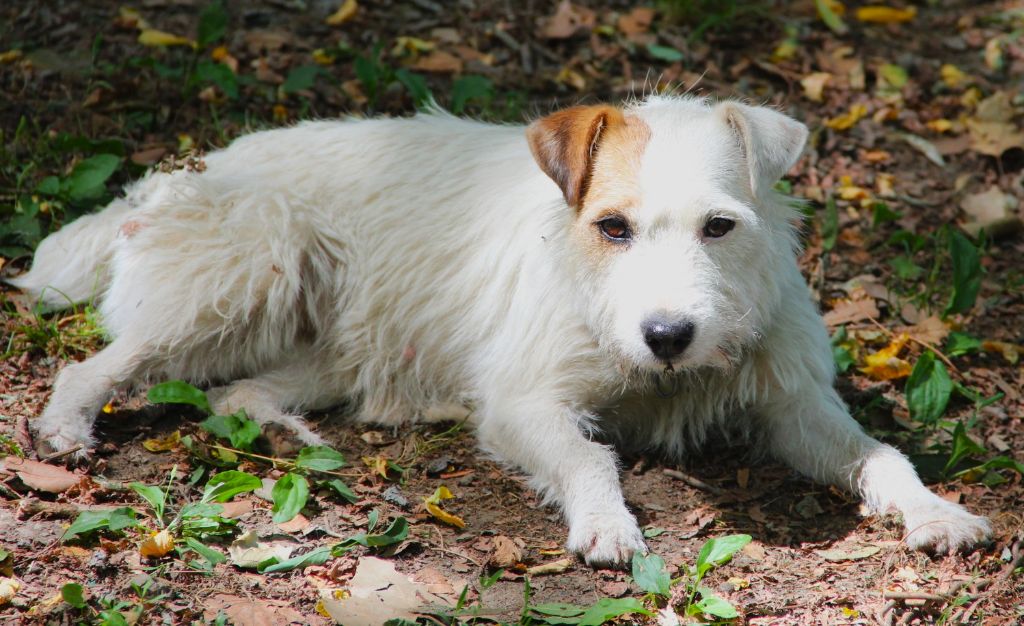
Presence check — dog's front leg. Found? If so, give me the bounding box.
[476,394,646,567]
[760,386,991,552]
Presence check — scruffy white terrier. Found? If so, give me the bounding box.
[13,96,989,566]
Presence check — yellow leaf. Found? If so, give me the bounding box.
[362,454,390,479]
[940,64,968,89]
[960,87,982,108]
[982,340,1020,364]
[177,134,194,153]
[312,48,336,66]
[272,103,289,122]
[423,485,465,528]
[855,5,916,23]
[555,67,587,91]
[102,402,114,414]
[0,577,21,606]
[118,7,151,29]
[138,29,195,48]
[142,430,181,452]
[0,49,22,64]
[325,0,358,26]
[859,333,912,380]
[727,576,750,590]
[841,607,860,618]
[926,119,953,133]
[824,104,867,131]
[391,36,434,57]
[139,529,175,558]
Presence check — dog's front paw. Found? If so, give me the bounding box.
[902,498,991,554]
[33,428,94,463]
[567,510,647,568]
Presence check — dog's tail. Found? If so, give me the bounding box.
[7,199,130,310]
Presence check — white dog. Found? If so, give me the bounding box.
[12,96,990,566]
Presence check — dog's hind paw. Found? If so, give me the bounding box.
[567,510,647,569]
[902,498,992,554]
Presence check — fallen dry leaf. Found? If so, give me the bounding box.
[906,316,949,345]
[982,340,1020,364]
[824,104,867,130]
[218,499,254,519]
[855,5,916,23]
[276,513,310,534]
[325,0,358,26]
[4,457,80,493]
[960,186,1022,238]
[203,593,305,625]
[0,577,20,605]
[489,535,523,568]
[141,430,180,452]
[860,333,912,380]
[975,90,1015,123]
[139,529,175,558]
[526,558,573,575]
[227,531,294,569]
[816,545,881,561]
[967,120,1024,157]
[423,485,465,528]
[823,297,880,327]
[900,133,946,167]
[413,50,462,74]
[617,7,655,37]
[801,72,831,102]
[319,557,449,624]
[138,29,194,48]
[540,0,596,39]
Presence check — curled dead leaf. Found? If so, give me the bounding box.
[423,485,465,528]
[824,104,867,131]
[525,558,573,575]
[859,333,912,381]
[0,577,21,605]
[139,529,175,558]
[142,430,181,452]
[489,535,523,568]
[540,0,596,39]
[325,0,358,26]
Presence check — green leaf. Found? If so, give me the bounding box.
[282,65,321,94]
[197,1,228,46]
[450,75,493,115]
[295,446,346,472]
[320,478,358,504]
[577,597,651,626]
[945,230,983,316]
[98,609,129,626]
[260,545,332,573]
[814,0,849,34]
[890,255,924,280]
[130,482,167,522]
[333,516,409,554]
[61,583,88,608]
[871,201,902,226]
[394,68,432,108]
[479,568,504,589]
[195,61,238,99]
[63,507,138,541]
[147,381,211,414]
[646,44,684,62]
[36,176,60,195]
[200,411,260,450]
[905,351,952,425]
[271,473,309,523]
[830,326,855,373]
[878,64,908,89]
[354,55,380,101]
[631,551,671,597]
[821,196,838,251]
[695,588,739,619]
[944,421,987,475]
[202,470,262,503]
[946,331,982,357]
[696,534,752,576]
[184,537,226,566]
[66,154,120,201]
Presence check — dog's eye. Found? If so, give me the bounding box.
[597,217,632,241]
[703,217,735,239]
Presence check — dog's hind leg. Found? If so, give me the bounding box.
[476,391,646,568]
[34,335,153,458]
[207,355,337,456]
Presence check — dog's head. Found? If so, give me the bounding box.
[527,96,808,375]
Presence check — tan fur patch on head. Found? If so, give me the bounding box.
[527,105,625,208]
[572,115,651,264]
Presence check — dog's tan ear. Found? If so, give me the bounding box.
[718,102,808,199]
[527,105,625,208]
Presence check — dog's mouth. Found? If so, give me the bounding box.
[654,363,679,398]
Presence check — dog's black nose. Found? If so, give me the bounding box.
[642,317,695,361]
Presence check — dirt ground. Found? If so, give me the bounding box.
[1,1,1023,624]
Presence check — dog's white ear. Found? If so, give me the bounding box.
[718,102,808,198]
[527,105,625,208]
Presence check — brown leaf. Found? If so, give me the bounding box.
[959,186,1022,238]
[413,50,463,73]
[276,513,309,534]
[905,316,949,345]
[967,119,1024,157]
[219,499,253,519]
[525,558,573,575]
[617,7,655,37]
[540,1,596,39]
[489,535,522,568]
[319,557,449,623]
[203,593,306,625]
[823,297,880,327]
[4,457,80,493]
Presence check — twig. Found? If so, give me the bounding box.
[16,497,120,519]
[207,444,360,479]
[41,444,83,462]
[882,591,954,603]
[662,468,724,495]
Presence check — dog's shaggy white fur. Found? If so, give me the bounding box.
[13,96,990,566]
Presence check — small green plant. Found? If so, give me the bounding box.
[60,575,168,626]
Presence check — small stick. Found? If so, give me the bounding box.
[882,591,953,603]
[663,468,724,495]
[41,444,83,463]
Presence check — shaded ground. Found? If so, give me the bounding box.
[1,1,1023,624]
